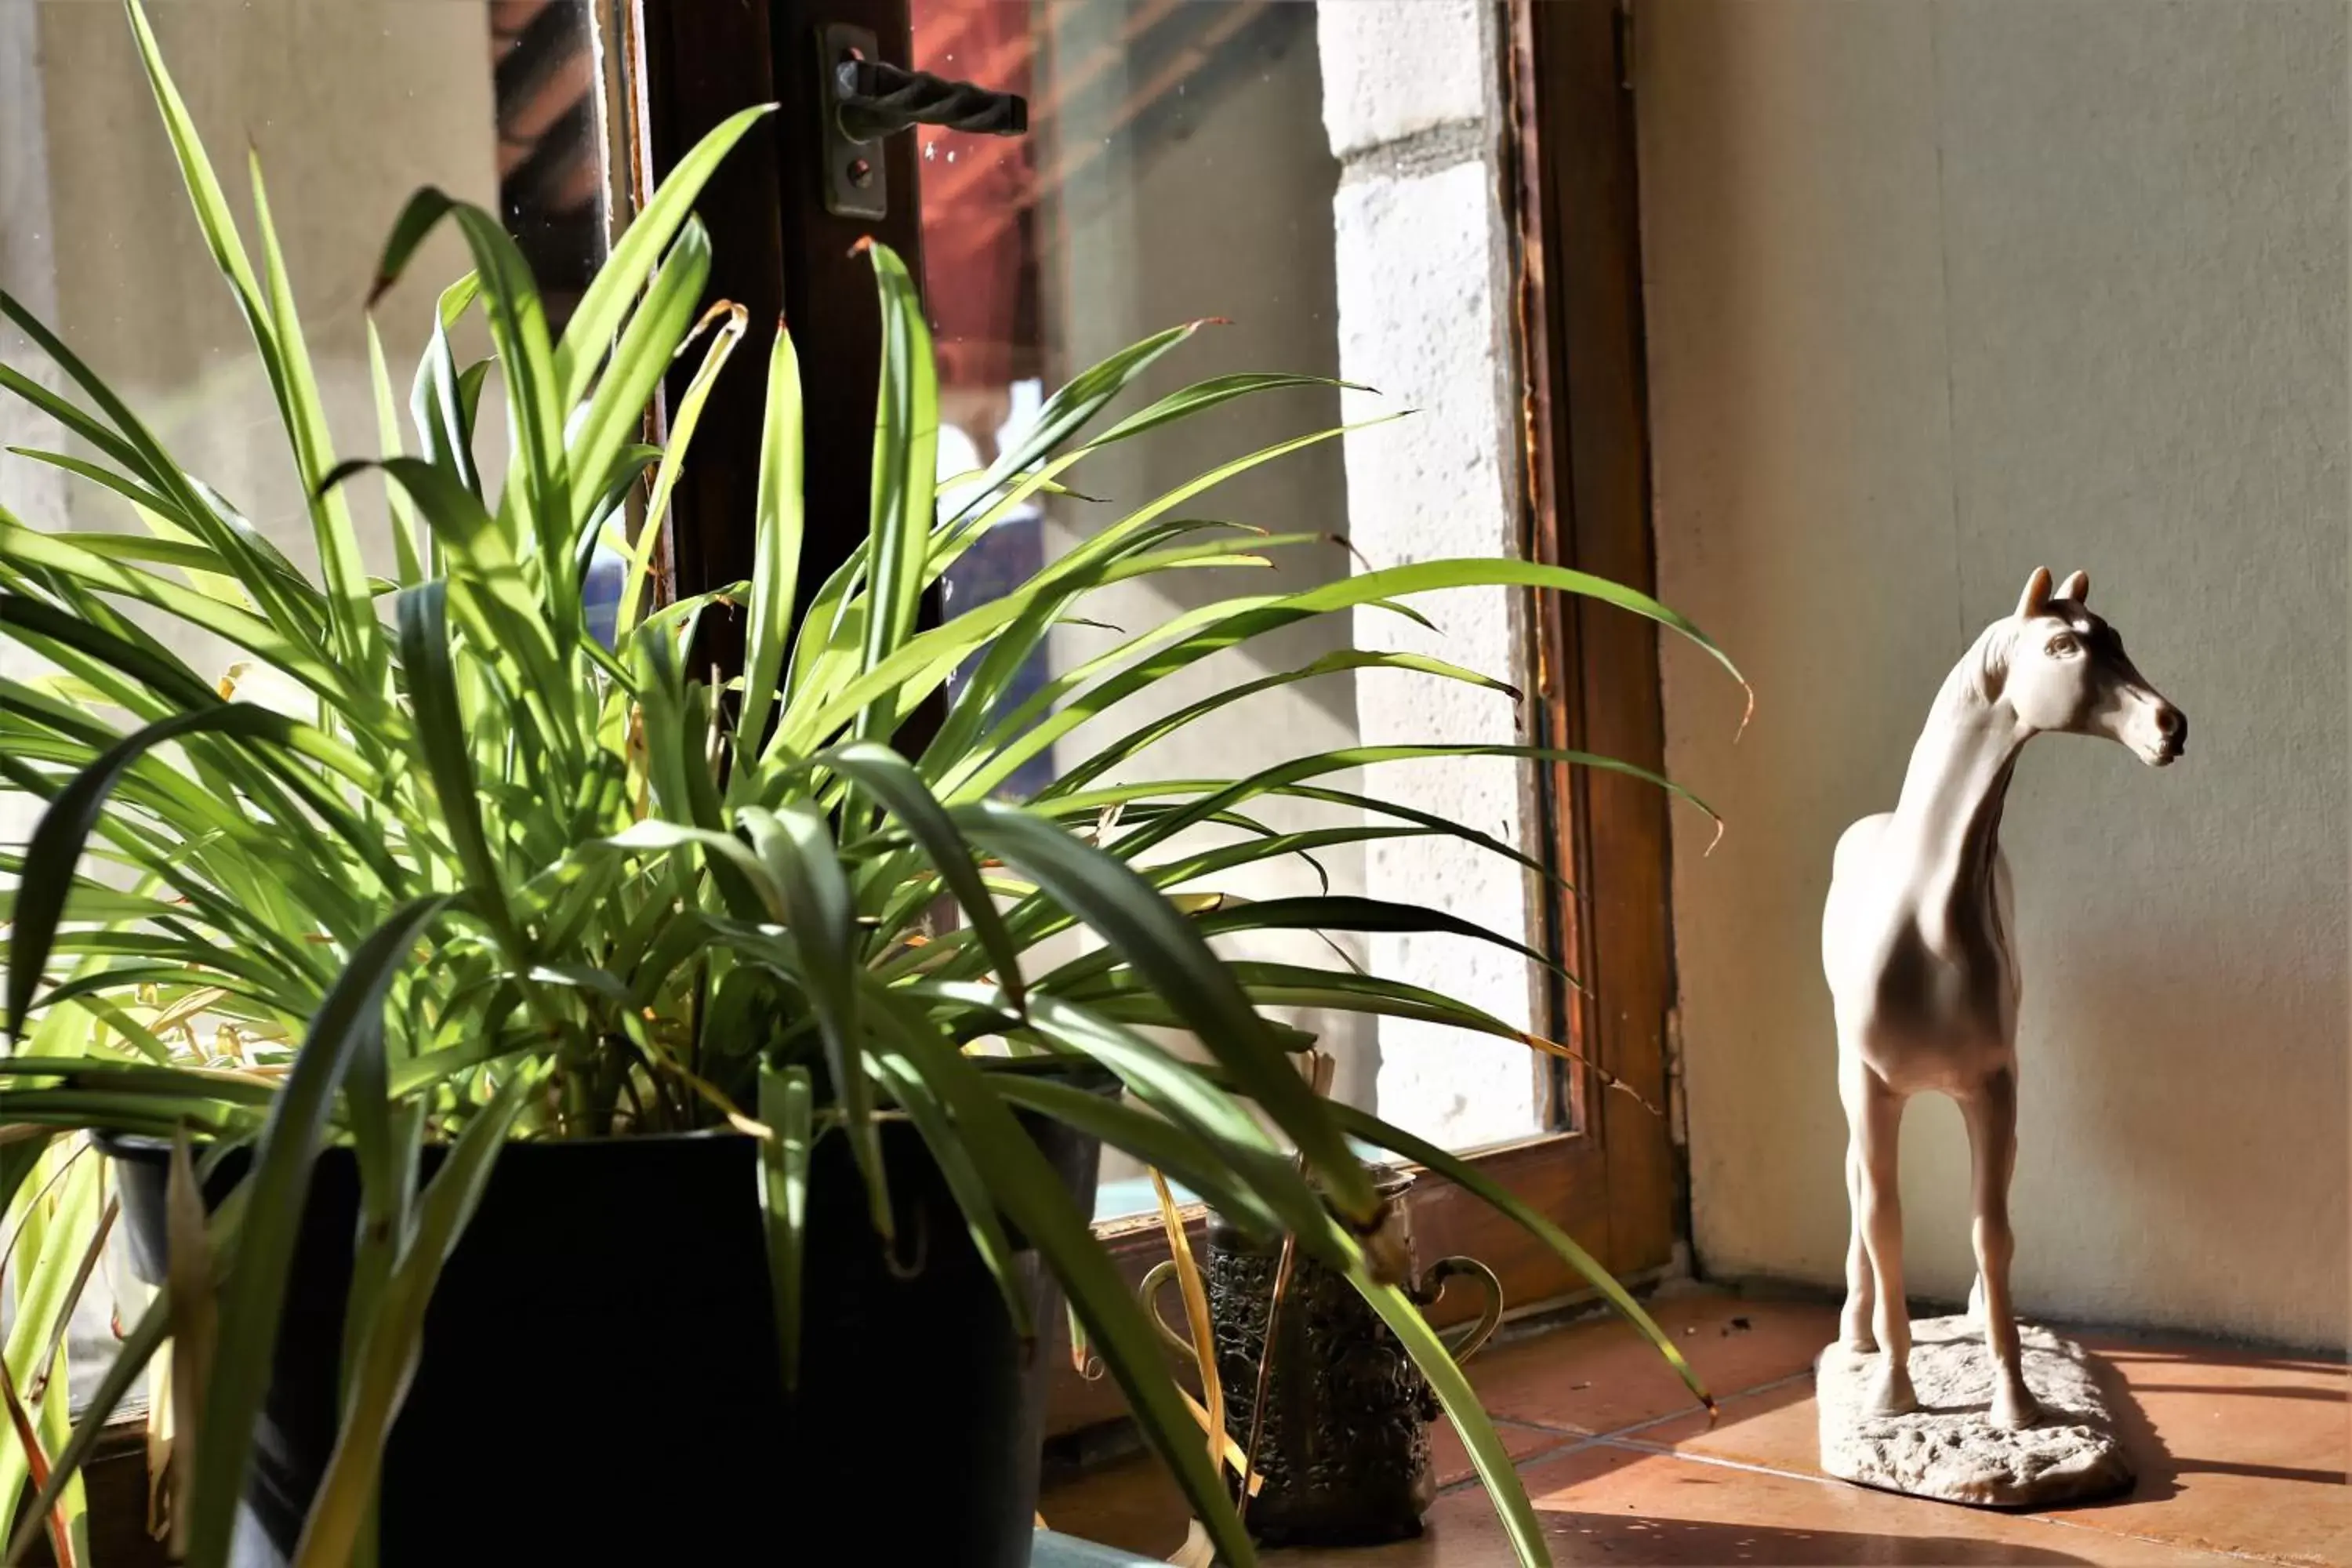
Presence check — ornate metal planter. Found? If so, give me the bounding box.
[1142,1167,1504,1546]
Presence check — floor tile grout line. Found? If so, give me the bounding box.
[1438,1363,1831,1498]
[1587,1434,1828,1485]
[1478,1359,1825,1446]
[1583,1365,1821,1444]
[1434,1433,1609,1497]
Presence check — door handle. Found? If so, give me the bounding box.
[817,23,1028,221]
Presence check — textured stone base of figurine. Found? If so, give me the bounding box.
[1817,1314,2136,1508]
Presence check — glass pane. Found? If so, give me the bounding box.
[0,0,615,1410]
[909,0,1548,1218]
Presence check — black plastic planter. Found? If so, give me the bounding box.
[110,1069,1105,1567]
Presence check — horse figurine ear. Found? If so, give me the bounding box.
[2015,566,2054,619]
[2055,570,2089,604]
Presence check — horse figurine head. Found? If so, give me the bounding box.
[1994,567,2186,768]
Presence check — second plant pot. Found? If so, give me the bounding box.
[1142,1166,1504,1547]
[109,1060,1108,1568]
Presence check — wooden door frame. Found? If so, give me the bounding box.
[631,0,930,676]
[630,0,1680,1438]
[1512,0,1681,1290]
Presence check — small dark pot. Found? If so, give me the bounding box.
[1142,1168,1503,1547]
[109,1062,1108,1568]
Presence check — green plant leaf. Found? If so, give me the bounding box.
[944,320,1210,525]
[248,151,386,705]
[1356,1278,1553,1566]
[1050,895,1569,992]
[565,219,710,542]
[291,1064,535,1568]
[365,318,424,588]
[739,804,887,1239]
[618,306,749,636]
[865,1052,1033,1338]
[1108,743,1718,867]
[184,895,450,1568]
[986,1070,1288,1243]
[1319,1094,1711,1414]
[859,988,1258,1567]
[0,1269,170,1568]
[735,321,804,763]
[0,516,341,704]
[949,800,1379,1231]
[1048,648,1513,800]
[409,274,484,506]
[394,583,516,950]
[369,188,569,604]
[553,103,774,406]
[5,702,333,1041]
[851,243,938,750]
[593,820,782,922]
[819,742,1025,1005]
[755,1062,813,1392]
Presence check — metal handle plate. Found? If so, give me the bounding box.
[815,22,1029,221]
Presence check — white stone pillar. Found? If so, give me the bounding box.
[1317,3,1541,1149]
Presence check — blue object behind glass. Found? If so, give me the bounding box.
[584,543,624,651]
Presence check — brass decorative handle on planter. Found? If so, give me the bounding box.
[1410,1254,1506,1365]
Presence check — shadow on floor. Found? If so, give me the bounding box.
[1537,1512,2100,1564]
[2092,1346,2350,1374]
[2071,1343,2347,1504]
[2056,1343,2182,1508]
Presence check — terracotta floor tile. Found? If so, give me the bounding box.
[1632,1372,1828,1472]
[2049,1335,2351,1566]
[1043,1294,2348,1566]
[1471,1294,1835,1436]
[1040,1449,1189,1560]
[1430,1417,1581,1489]
[1268,1442,2245,1566]
[1036,1421,1577,1556]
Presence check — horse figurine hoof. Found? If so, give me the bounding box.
[1864,1368,1919,1418]
[1991,1387,2042,1432]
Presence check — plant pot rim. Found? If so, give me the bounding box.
[94,1125,755,1160]
[95,1054,1118,1162]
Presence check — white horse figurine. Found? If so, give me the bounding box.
[1823,567,2184,1430]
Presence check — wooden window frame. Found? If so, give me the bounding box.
[630,0,1678,1438]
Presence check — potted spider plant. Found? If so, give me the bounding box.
[0,5,1743,1565]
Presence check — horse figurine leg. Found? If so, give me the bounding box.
[1840,1141,1876,1351]
[1841,1051,1915,1414]
[1962,1069,2038,1429]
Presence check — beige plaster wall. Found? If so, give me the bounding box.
[1640,0,2348,1347]
[25,0,499,586]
